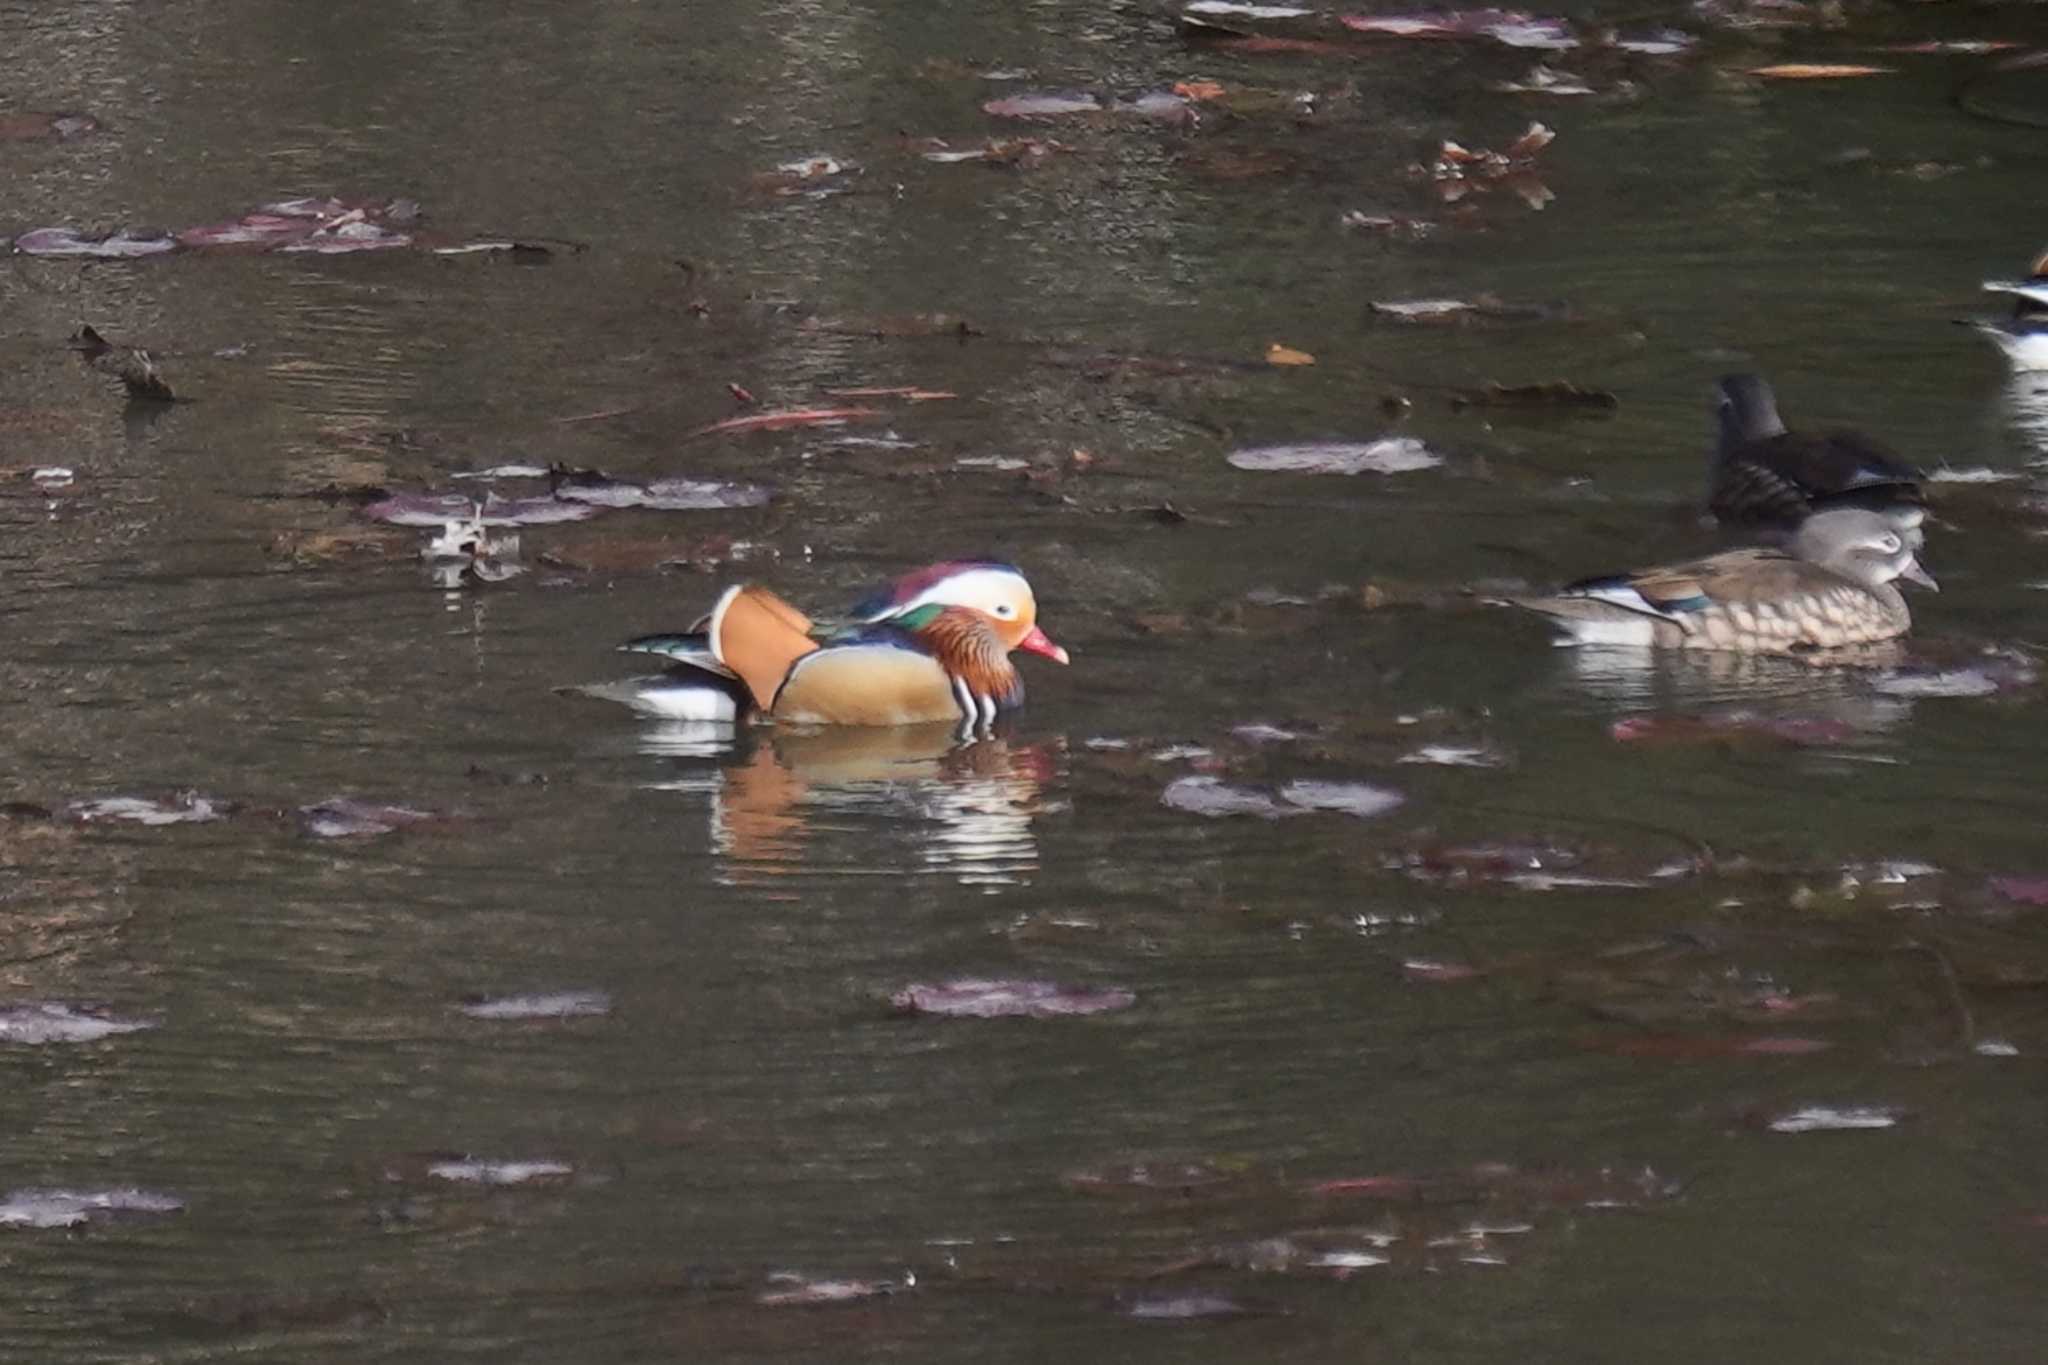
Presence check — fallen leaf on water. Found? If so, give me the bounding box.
[298,798,455,840]
[1340,209,1436,237]
[1065,1159,1242,1195]
[758,1275,904,1307]
[822,386,958,400]
[0,111,98,140]
[458,991,612,1020]
[1610,28,1696,54]
[425,1159,572,1185]
[1174,78,1230,100]
[683,407,880,439]
[1264,342,1316,366]
[1990,876,2048,906]
[1228,438,1442,475]
[1880,39,2018,54]
[13,227,177,259]
[891,979,1136,1018]
[551,470,772,511]
[1457,380,1617,409]
[983,90,1104,118]
[67,794,230,826]
[1184,0,1316,16]
[1341,10,1577,49]
[1493,64,1597,95]
[0,1188,183,1228]
[1608,710,1864,746]
[1277,779,1405,818]
[0,1004,155,1045]
[1748,63,1894,79]
[1118,1289,1274,1321]
[1765,1105,1903,1133]
[361,492,597,528]
[1592,1033,1833,1059]
[1404,959,1482,983]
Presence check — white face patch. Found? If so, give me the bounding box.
[891,567,1034,623]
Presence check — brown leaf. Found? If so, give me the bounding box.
[1265,341,1317,366]
[1748,62,1894,78]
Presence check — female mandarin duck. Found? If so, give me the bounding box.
[1971,248,2048,370]
[1710,374,1925,538]
[611,560,1068,726]
[1512,508,1936,654]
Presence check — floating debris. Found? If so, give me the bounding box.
[1227,438,1442,475]
[13,227,177,259]
[425,1159,573,1185]
[0,110,99,140]
[1164,775,1405,818]
[1276,779,1405,818]
[983,90,1105,118]
[297,798,450,840]
[1118,1289,1271,1321]
[1493,64,1597,95]
[0,1187,183,1229]
[1341,10,1577,48]
[1398,744,1507,767]
[66,793,230,826]
[1162,776,1296,818]
[0,1003,155,1045]
[551,472,771,511]
[890,979,1136,1019]
[1748,63,1893,79]
[458,991,612,1020]
[1767,1105,1903,1133]
[757,1274,906,1307]
[360,492,597,528]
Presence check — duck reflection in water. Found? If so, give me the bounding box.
[635,721,1059,887]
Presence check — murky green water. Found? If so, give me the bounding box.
[6,1,2048,1360]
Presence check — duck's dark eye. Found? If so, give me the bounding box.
[995,603,1015,618]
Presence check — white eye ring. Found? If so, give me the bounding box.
[994,603,1015,617]
[1878,534,1901,554]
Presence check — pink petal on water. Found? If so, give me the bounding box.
[1990,876,2048,906]
[891,978,1135,1018]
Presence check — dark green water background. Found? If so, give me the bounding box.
[4,1,2048,1360]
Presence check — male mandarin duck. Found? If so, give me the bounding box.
[610,560,1068,727]
[1710,374,1926,538]
[1512,508,1936,654]
[1971,248,2048,370]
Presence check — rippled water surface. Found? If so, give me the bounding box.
[6,1,2048,1360]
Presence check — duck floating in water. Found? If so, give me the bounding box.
[1709,374,1925,538]
[1511,508,1936,654]
[603,561,1068,727]
[1970,248,2048,371]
